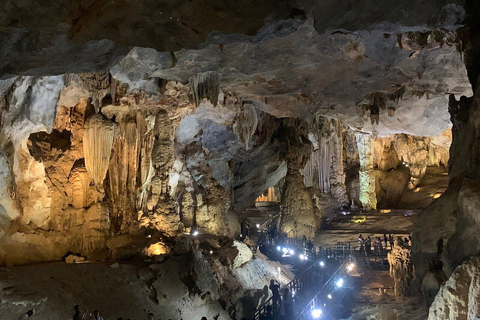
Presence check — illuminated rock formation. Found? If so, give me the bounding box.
[356,132,377,210]
[83,114,116,186]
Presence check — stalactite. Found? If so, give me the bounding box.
[233,103,258,150]
[188,71,220,107]
[109,118,141,231]
[301,118,347,204]
[79,72,112,113]
[83,114,116,186]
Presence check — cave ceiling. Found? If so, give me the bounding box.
[0,0,472,136]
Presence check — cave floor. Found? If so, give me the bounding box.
[314,209,417,247]
[346,268,427,320]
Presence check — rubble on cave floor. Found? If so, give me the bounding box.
[0,236,293,320]
[347,269,427,320]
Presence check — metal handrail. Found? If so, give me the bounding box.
[294,257,353,320]
[252,260,319,320]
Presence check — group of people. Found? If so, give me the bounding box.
[266,279,294,319]
[358,234,392,256]
[358,234,412,255]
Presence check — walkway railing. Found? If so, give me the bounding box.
[294,257,355,320]
[252,260,320,320]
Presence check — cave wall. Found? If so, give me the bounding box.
[1,68,356,264]
[412,2,480,312]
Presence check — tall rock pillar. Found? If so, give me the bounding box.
[355,132,377,211]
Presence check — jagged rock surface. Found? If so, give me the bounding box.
[427,253,480,320]
[388,240,419,297]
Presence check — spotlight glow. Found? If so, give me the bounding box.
[299,254,306,260]
[289,249,295,255]
[336,278,344,288]
[327,294,332,299]
[277,246,281,251]
[282,247,288,253]
[311,308,322,318]
[347,263,356,272]
[319,261,325,267]
[192,230,199,236]
[256,223,260,228]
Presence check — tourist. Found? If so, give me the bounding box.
[389,234,394,249]
[302,235,307,248]
[282,288,293,319]
[18,310,34,320]
[383,234,388,249]
[307,240,314,258]
[269,279,281,313]
[374,237,381,255]
[365,236,372,255]
[92,310,104,320]
[358,234,365,255]
[404,237,410,245]
[73,305,81,320]
[148,313,155,320]
[260,306,274,320]
[201,317,207,320]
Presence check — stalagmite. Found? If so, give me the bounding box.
[388,239,418,296]
[83,114,116,186]
[355,132,377,210]
[189,71,220,107]
[233,103,258,150]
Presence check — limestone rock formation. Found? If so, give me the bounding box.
[428,253,480,320]
[356,133,377,210]
[388,240,419,297]
[0,237,293,320]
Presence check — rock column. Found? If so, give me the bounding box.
[355,132,377,210]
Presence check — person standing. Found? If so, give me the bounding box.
[92,310,104,320]
[269,279,281,314]
[365,236,372,256]
[358,234,365,256]
[282,288,293,319]
[389,234,394,249]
